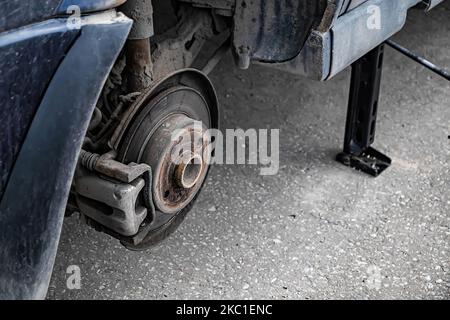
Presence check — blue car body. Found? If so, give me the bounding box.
[0,1,131,299]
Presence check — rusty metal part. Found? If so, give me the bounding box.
[316,0,342,32]
[142,114,210,214]
[124,39,154,92]
[175,153,204,188]
[121,0,154,92]
[79,149,151,183]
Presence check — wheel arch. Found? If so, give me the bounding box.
[0,12,132,299]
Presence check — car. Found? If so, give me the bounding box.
[0,0,446,299]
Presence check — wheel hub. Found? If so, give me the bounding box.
[144,114,210,214]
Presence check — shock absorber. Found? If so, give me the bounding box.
[120,0,155,92]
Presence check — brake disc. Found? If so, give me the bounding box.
[115,69,218,250]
